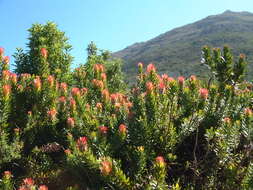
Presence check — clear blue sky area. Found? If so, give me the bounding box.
[1,0,253,68]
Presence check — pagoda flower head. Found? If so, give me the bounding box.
[67,117,75,127]
[58,96,66,104]
[138,62,143,69]
[77,136,88,151]
[47,75,54,87]
[100,159,112,176]
[161,74,169,81]
[199,88,209,99]
[33,77,41,91]
[80,87,88,95]
[146,63,156,73]
[178,76,185,86]
[71,87,80,97]
[3,56,10,64]
[23,178,35,186]
[102,89,110,101]
[159,81,166,92]
[189,75,197,82]
[110,93,118,103]
[96,102,103,110]
[99,126,108,135]
[224,117,231,124]
[2,70,11,81]
[146,81,154,93]
[40,47,48,58]
[3,171,12,179]
[92,79,104,89]
[119,124,127,134]
[38,185,48,190]
[94,63,105,73]
[155,156,166,167]
[101,73,107,81]
[10,73,17,84]
[0,47,4,56]
[69,98,76,110]
[47,108,57,120]
[3,84,11,98]
[244,108,253,117]
[60,82,68,93]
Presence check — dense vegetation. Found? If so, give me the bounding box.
[1,22,253,190]
[114,10,253,82]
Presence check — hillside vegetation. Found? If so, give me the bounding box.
[114,10,253,82]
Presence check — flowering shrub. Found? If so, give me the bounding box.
[0,44,253,189]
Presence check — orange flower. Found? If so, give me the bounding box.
[100,160,112,176]
[40,48,48,58]
[96,102,103,110]
[47,109,57,120]
[119,124,127,134]
[39,185,48,190]
[3,84,11,97]
[33,77,41,91]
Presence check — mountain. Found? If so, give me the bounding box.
[114,10,253,82]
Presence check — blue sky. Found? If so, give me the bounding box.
[1,0,253,68]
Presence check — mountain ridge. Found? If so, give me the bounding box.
[114,10,253,81]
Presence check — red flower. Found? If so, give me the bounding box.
[60,82,68,93]
[155,156,165,166]
[33,77,41,91]
[23,178,34,186]
[70,98,76,110]
[119,124,127,134]
[71,87,80,97]
[102,89,110,101]
[3,171,11,179]
[99,126,108,134]
[224,117,231,124]
[0,47,4,56]
[146,63,156,73]
[67,117,75,127]
[146,82,154,93]
[58,96,66,103]
[2,70,10,81]
[3,84,11,97]
[178,76,185,85]
[199,88,209,99]
[11,73,17,84]
[100,160,112,176]
[40,48,48,58]
[39,185,48,190]
[101,73,107,81]
[77,137,88,151]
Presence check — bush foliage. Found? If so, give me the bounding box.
[1,24,253,190]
